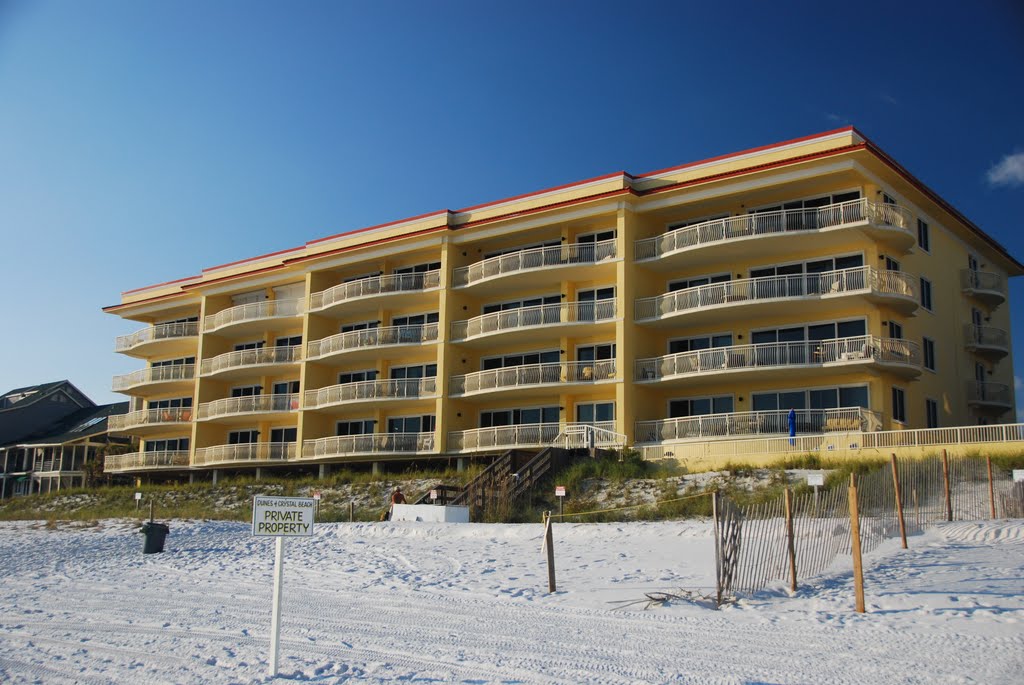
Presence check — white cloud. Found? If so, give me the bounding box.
[987,152,1024,187]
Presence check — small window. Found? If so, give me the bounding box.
[920,278,933,311]
[269,427,297,443]
[923,337,936,372]
[917,219,930,253]
[926,399,939,429]
[892,387,906,423]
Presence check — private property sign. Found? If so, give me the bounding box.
[252,496,316,537]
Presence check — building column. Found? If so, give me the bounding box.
[189,472,195,484]
[319,463,330,479]
[372,461,380,475]
[212,469,219,486]
[457,457,465,473]
[255,468,262,481]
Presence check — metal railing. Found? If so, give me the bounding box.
[300,432,435,459]
[197,394,300,420]
[104,450,190,472]
[307,324,439,359]
[451,300,616,341]
[200,345,302,376]
[113,364,196,392]
[310,271,441,311]
[557,423,625,449]
[203,297,305,332]
[635,266,917,321]
[965,381,1012,407]
[964,324,1009,351]
[453,239,617,287]
[109,407,194,431]
[960,270,1006,297]
[303,378,438,408]
[635,407,882,443]
[450,360,616,396]
[193,442,296,466]
[635,198,912,261]
[448,423,564,452]
[115,321,199,353]
[860,422,1024,449]
[635,336,919,381]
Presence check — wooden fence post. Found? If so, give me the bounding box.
[941,449,953,522]
[891,454,907,549]
[987,455,997,519]
[784,487,797,594]
[712,491,722,607]
[542,511,557,593]
[349,500,354,522]
[848,474,866,614]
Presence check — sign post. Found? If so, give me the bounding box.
[806,472,824,514]
[134,492,142,510]
[555,485,566,518]
[252,495,315,677]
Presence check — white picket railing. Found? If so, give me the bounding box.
[104,450,191,472]
[450,360,616,396]
[113,364,196,392]
[115,321,199,353]
[451,300,616,341]
[303,378,438,409]
[310,271,441,311]
[965,381,1012,407]
[557,423,625,449]
[203,297,305,332]
[200,345,302,376]
[109,407,194,431]
[635,407,882,443]
[193,442,296,466]
[300,433,435,459]
[197,394,300,420]
[635,336,919,381]
[860,422,1024,449]
[448,423,564,452]
[635,198,912,261]
[307,324,439,359]
[960,270,1006,298]
[963,324,1009,351]
[453,239,617,287]
[635,266,917,321]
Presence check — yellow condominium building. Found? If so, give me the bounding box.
[104,127,1022,477]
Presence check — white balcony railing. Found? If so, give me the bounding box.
[304,378,438,409]
[108,407,194,432]
[300,433,435,459]
[449,421,616,452]
[635,407,883,443]
[197,394,300,420]
[113,364,196,392]
[635,199,912,261]
[200,345,302,376]
[450,360,616,396]
[635,266,917,322]
[203,297,305,333]
[310,271,441,311]
[960,270,1007,299]
[453,239,617,288]
[104,450,190,472]
[965,381,1012,408]
[635,336,919,381]
[451,300,616,341]
[964,324,1009,351]
[193,442,296,466]
[307,324,439,360]
[115,321,199,353]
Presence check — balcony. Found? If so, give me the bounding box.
[451,301,616,346]
[634,407,883,444]
[304,378,438,410]
[112,364,196,395]
[635,199,914,268]
[104,450,191,473]
[960,270,1007,307]
[197,394,300,423]
[635,336,920,386]
[453,240,618,293]
[635,267,918,327]
[200,345,302,379]
[307,324,439,363]
[300,433,435,461]
[966,381,1012,413]
[115,321,199,358]
[448,421,615,453]
[203,298,305,336]
[964,325,1009,360]
[193,442,296,467]
[108,407,194,436]
[450,360,617,399]
[310,271,441,316]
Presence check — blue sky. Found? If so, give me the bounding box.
[1,0,1023,414]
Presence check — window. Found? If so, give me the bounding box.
[923,337,936,371]
[669,334,732,354]
[275,335,302,347]
[482,351,559,370]
[889,321,903,339]
[390,364,437,378]
[669,273,730,292]
[669,396,733,418]
[884,256,900,271]
[479,407,559,427]
[748,191,861,232]
[576,287,615,321]
[917,219,930,252]
[145,437,189,452]
[668,214,730,232]
[394,261,441,275]
[337,420,375,436]
[577,229,616,243]
[234,341,264,351]
[753,386,869,411]
[157,316,199,325]
[341,321,378,333]
[483,295,560,316]
[576,402,615,425]
[338,370,377,384]
[882,192,897,205]
[892,387,907,423]
[273,381,300,395]
[231,385,261,398]
[386,415,436,433]
[392,312,439,327]
[228,430,259,444]
[484,240,560,260]
[269,427,297,443]
[152,356,195,367]
[149,397,193,409]
[926,399,939,429]
[920,278,933,311]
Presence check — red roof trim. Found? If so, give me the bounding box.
[122,274,200,295]
[202,245,306,273]
[455,172,628,214]
[285,225,450,266]
[307,210,451,246]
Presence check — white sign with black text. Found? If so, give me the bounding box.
[252,496,315,537]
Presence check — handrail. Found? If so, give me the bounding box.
[109,407,193,431]
[448,422,614,452]
[454,239,617,287]
[307,324,439,359]
[963,324,1008,350]
[635,407,882,443]
[115,321,199,352]
[450,360,616,395]
[200,345,302,376]
[960,270,1006,296]
[451,300,616,341]
[300,432,435,458]
[635,266,917,321]
[634,336,919,381]
[193,442,296,466]
[303,378,438,408]
[557,423,625,449]
[197,394,300,420]
[310,270,441,311]
[113,364,196,391]
[965,381,1012,406]
[203,297,305,332]
[635,198,912,261]
[104,450,191,472]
